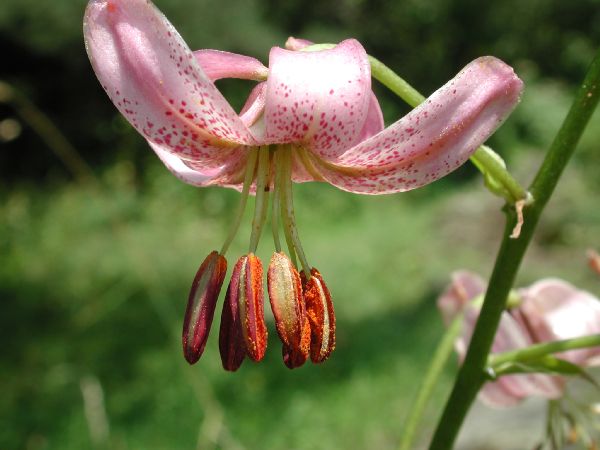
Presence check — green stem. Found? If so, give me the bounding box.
[489,334,600,368]
[367,55,425,107]
[249,146,270,253]
[429,48,600,450]
[470,146,530,203]
[399,315,463,450]
[220,149,258,256]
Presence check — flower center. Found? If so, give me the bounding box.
[183,144,335,370]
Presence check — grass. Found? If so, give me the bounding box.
[1,145,599,449]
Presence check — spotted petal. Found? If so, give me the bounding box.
[264,39,372,159]
[193,50,268,82]
[84,0,256,166]
[309,56,524,194]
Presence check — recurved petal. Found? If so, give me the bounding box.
[150,142,250,188]
[84,0,256,163]
[264,39,372,159]
[194,50,268,82]
[309,56,524,194]
[357,92,385,142]
[239,82,267,129]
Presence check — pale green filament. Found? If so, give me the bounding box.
[280,148,311,275]
[271,150,282,253]
[220,148,258,255]
[278,148,298,267]
[248,146,270,253]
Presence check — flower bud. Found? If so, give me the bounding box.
[182,251,227,365]
[301,268,336,363]
[229,253,268,362]
[268,252,310,369]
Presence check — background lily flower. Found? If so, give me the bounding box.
[515,278,600,366]
[83,0,524,195]
[437,272,600,408]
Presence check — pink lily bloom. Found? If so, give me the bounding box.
[83,0,523,194]
[84,0,524,370]
[438,272,600,407]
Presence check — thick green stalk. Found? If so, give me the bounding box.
[399,315,463,450]
[429,48,600,450]
[490,334,600,367]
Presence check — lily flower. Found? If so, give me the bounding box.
[438,272,600,407]
[84,0,523,370]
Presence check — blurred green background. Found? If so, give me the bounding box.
[1,0,600,449]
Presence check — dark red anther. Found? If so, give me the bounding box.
[219,279,246,372]
[182,251,227,365]
[301,268,336,363]
[267,252,310,369]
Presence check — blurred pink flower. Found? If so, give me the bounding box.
[83,0,523,194]
[438,272,600,407]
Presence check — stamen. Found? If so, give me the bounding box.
[220,148,259,256]
[248,146,270,253]
[277,148,298,267]
[280,148,311,276]
[271,150,282,253]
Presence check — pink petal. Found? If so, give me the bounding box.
[193,50,268,82]
[239,82,267,129]
[309,56,524,194]
[518,279,600,365]
[84,0,256,164]
[151,142,249,188]
[284,36,313,50]
[264,39,372,158]
[437,271,486,326]
[357,92,385,142]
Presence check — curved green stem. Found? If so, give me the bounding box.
[220,149,258,255]
[429,47,600,450]
[489,334,600,368]
[470,146,530,203]
[399,315,463,450]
